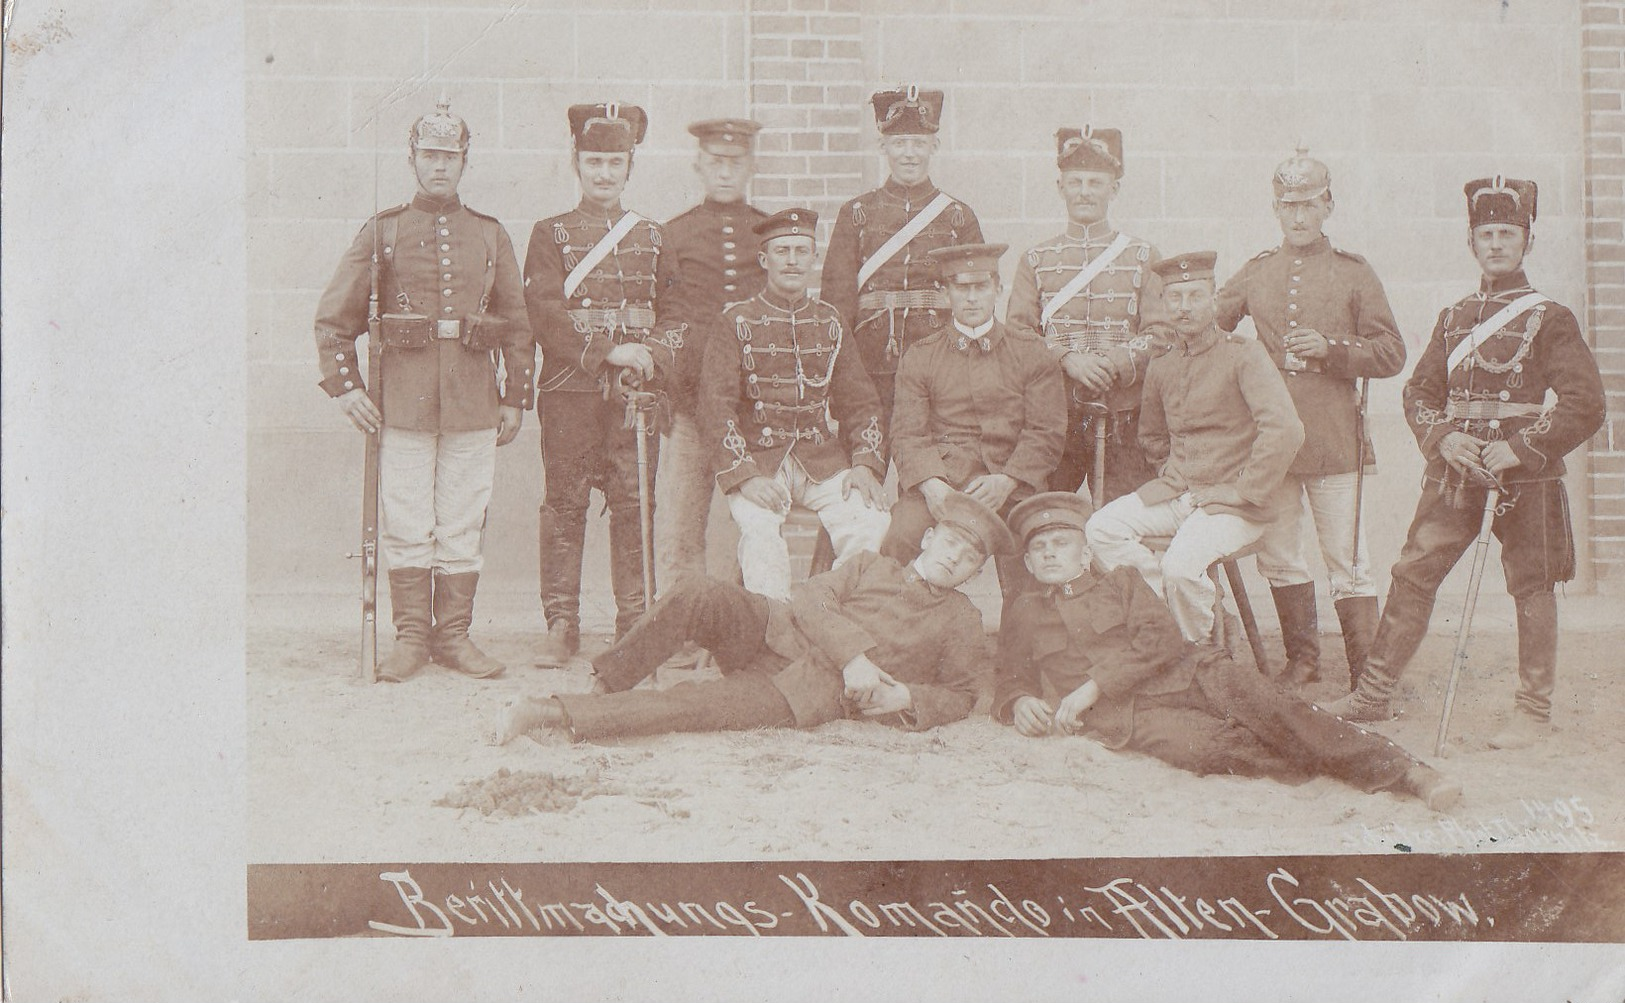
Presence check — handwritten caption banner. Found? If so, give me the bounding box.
[247,852,1625,943]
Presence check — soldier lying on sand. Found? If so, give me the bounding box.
[495,492,1013,744]
[994,491,1463,811]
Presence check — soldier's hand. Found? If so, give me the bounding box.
[1054,679,1102,733]
[1062,351,1114,394]
[1190,483,1244,510]
[919,477,954,519]
[496,406,523,446]
[1283,327,1330,360]
[1439,431,1489,477]
[737,476,791,514]
[1011,696,1055,738]
[842,653,897,707]
[1480,439,1522,476]
[859,679,914,717]
[844,465,888,510]
[964,473,1017,512]
[337,388,382,434]
[606,343,656,381]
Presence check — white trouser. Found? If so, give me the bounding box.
[1086,490,1265,643]
[1254,471,1376,599]
[379,426,496,574]
[727,458,891,601]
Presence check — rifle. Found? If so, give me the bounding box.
[351,126,384,682]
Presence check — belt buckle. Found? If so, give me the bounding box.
[436,319,461,340]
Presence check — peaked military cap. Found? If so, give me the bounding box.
[568,102,648,152]
[1149,251,1218,285]
[937,490,1016,556]
[689,118,762,156]
[929,242,1008,284]
[1007,491,1094,546]
[1465,174,1538,230]
[1056,125,1123,177]
[753,207,818,244]
[410,96,470,153]
[872,85,944,135]
[1273,146,1331,203]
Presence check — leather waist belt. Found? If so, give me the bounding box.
[569,306,657,331]
[857,289,948,312]
[1444,400,1547,421]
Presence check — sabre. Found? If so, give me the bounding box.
[1081,400,1111,511]
[1434,484,1500,757]
[618,372,659,610]
[1350,376,1370,561]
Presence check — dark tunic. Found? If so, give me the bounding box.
[1215,237,1406,476]
[314,193,534,431]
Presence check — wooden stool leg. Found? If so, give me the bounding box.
[1222,558,1269,673]
[810,526,836,576]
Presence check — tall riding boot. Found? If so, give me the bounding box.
[1491,592,1558,749]
[610,506,651,640]
[1323,579,1434,721]
[1334,594,1380,692]
[431,571,506,678]
[1270,582,1321,686]
[378,567,433,682]
[535,504,584,667]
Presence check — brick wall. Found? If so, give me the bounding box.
[1584,0,1625,587]
[247,0,1602,596]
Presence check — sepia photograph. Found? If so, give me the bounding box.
[6,0,1625,997]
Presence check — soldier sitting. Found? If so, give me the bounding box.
[698,208,891,601]
[880,242,1065,618]
[494,492,1011,744]
[995,492,1463,810]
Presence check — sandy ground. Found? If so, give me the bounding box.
[248,578,1625,865]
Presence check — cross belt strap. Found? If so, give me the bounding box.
[1040,231,1133,327]
[856,191,954,289]
[562,211,644,299]
[1445,292,1549,376]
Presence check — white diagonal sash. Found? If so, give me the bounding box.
[856,191,954,290]
[562,211,643,299]
[1446,291,1549,376]
[1040,231,1133,327]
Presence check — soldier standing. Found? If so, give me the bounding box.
[699,208,891,601]
[881,242,1066,617]
[822,86,982,426]
[1327,177,1605,749]
[1007,126,1172,501]
[1215,149,1406,688]
[649,118,769,592]
[314,98,533,682]
[524,103,664,666]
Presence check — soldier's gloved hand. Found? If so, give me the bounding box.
[1479,439,1522,476]
[918,478,954,519]
[859,679,913,717]
[964,473,1017,512]
[606,342,655,381]
[844,465,888,510]
[1282,327,1330,360]
[1439,431,1489,478]
[496,405,523,446]
[736,475,791,514]
[1062,351,1114,394]
[336,387,382,435]
[841,653,896,707]
[1054,679,1102,733]
[1011,695,1055,738]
